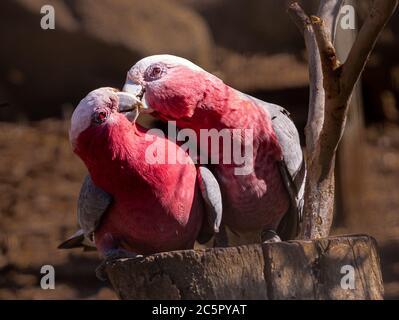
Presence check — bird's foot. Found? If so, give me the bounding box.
[261,229,281,243]
[95,249,142,281]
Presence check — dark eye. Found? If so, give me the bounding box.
[93,111,108,124]
[145,64,165,81]
[151,66,162,77]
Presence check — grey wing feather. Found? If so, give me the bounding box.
[245,94,306,240]
[196,166,223,244]
[58,175,112,250]
[77,174,113,237]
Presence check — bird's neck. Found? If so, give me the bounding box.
[75,121,149,194]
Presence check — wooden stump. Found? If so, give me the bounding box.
[105,235,383,300]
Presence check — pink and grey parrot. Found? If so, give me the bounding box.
[59,88,222,263]
[123,55,306,244]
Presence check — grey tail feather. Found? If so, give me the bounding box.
[58,233,85,249]
[58,229,97,251]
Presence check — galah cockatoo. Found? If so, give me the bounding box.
[123,55,306,244]
[59,88,222,262]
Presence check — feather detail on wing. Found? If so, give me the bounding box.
[58,175,112,250]
[246,94,306,240]
[77,175,113,237]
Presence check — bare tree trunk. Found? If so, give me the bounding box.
[287,0,398,239]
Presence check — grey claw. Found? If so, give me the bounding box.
[261,229,282,243]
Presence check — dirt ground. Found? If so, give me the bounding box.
[0,120,116,299]
[0,119,398,299]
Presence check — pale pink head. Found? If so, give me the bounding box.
[123,55,225,122]
[69,87,142,152]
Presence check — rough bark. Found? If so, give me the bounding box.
[287,0,398,239]
[106,235,383,300]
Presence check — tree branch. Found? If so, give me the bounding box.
[287,1,312,32]
[341,0,398,97]
[287,2,325,156]
[286,0,398,239]
[317,0,344,44]
[318,0,398,173]
[311,15,341,94]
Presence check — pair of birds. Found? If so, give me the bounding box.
[59,55,306,264]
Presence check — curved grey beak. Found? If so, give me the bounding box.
[116,92,142,123]
[123,80,143,97]
[123,80,154,113]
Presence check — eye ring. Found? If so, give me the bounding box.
[145,63,165,81]
[93,110,108,124]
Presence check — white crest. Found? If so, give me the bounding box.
[127,54,204,82]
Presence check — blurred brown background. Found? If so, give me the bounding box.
[0,0,398,299]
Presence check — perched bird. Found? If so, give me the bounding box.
[123,55,306,244]
[59,88,222,261]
